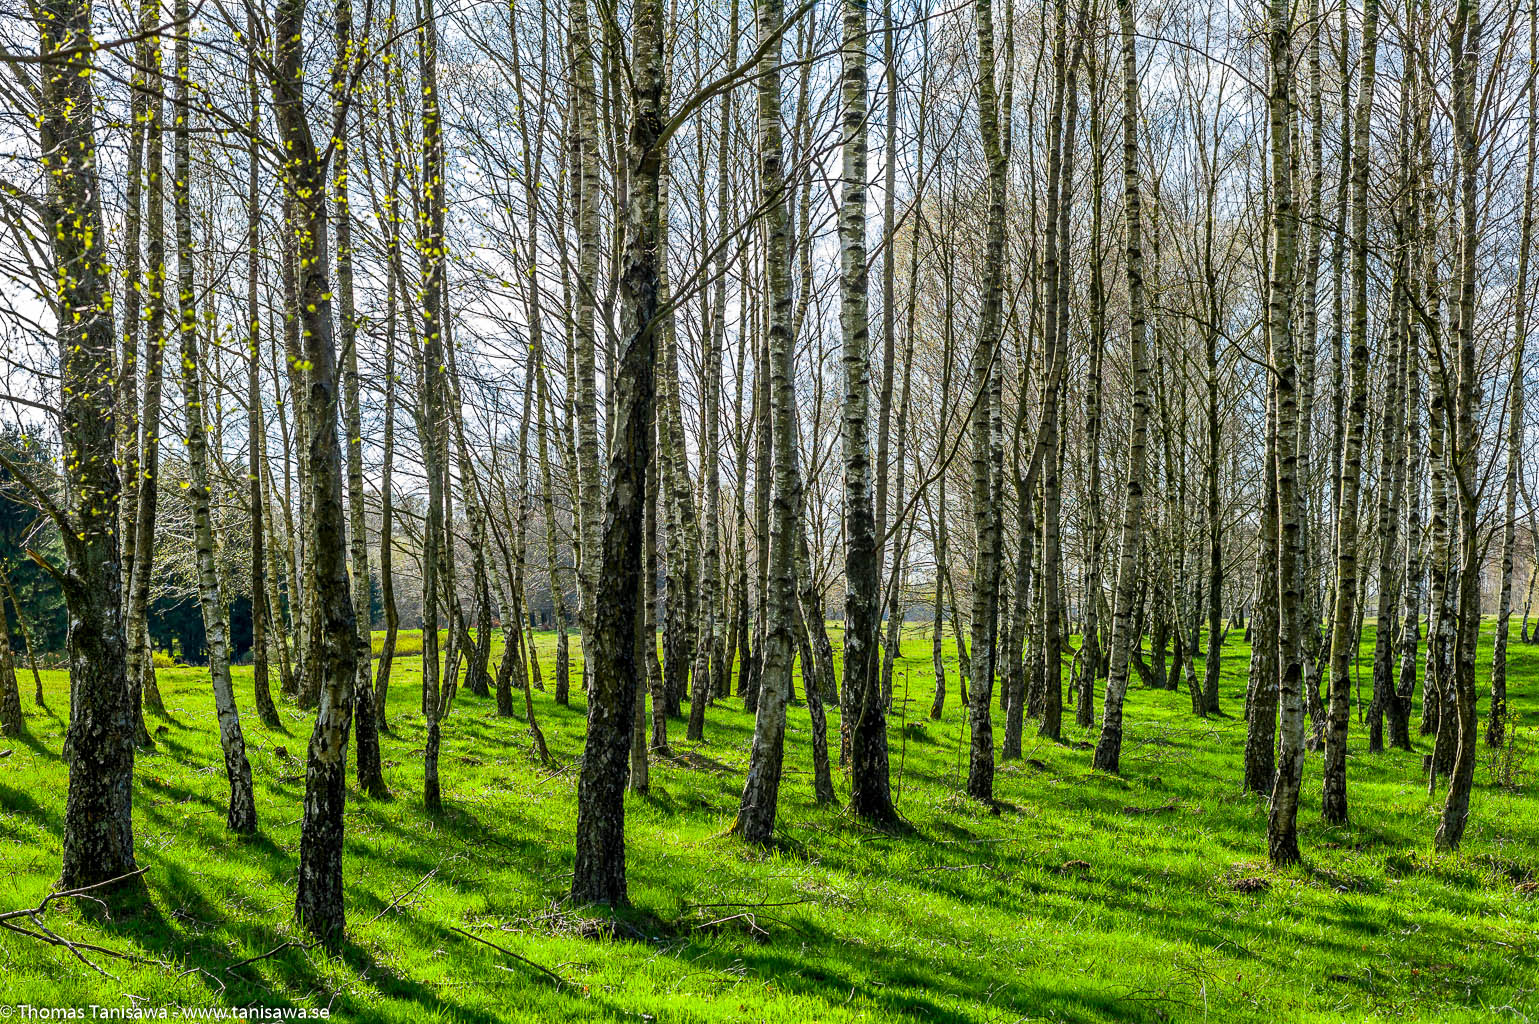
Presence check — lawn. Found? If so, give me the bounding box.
[0,622,1535,1022]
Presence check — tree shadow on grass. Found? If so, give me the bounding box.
[94,868,604,1023]
[3,726,59,761]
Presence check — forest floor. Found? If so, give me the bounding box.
[1,623,1537,1023]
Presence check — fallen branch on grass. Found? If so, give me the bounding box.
[691,912,812,940]
[682,897,817,912]
[0,867,148,924]
[367,867,439,925]
[447,925,569,988]
[0,868,166,979]
[694,912,770,938]
[224,940,311,973]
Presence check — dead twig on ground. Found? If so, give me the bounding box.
[447,924,569,988]
[367,867,439,925]
[0,869,165,979]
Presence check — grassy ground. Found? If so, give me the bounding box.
[1,622,1536,1023]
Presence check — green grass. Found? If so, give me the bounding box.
[1,621,1536,1022]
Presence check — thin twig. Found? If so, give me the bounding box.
[367,867,438,925]
[694,912,770,937]
[446,925,568,988]
[683,897,816,911]
[0,867,149,923]
[224,940,309,973]
[0,867,167,979]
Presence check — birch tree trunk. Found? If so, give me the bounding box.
[1092,0,1152,776]
[1366,264,1407,753]
[247,18,280,731]
[1082,51,1107,727]
[279,0,361,944]
[1039,18,1081,741]
[966,0,1009,800]
[1264,0,1308,865]
[837,0,897,823]
[174,10,257,833]
[1489,6,1532,748]
[0,562,21,736]
[795,515,838,805]
[535,338,572,704]
[420,0,453,813]
[1321,0,1377,825]
[334,0,386,798]
[1369,82,1415,752]
[375,245,402,730]
[1393,322,1423,752]
[569,0,663,902]
[1435,0,1482,852]
[125,0,167,741]
[689,0,732,737]
[734,0,805,842]
[39,0,138,888]
[568,0,605,691]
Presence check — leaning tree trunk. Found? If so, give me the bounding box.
[507,370,550,761]
[929,282,958,721]
[534,337,572,705]
[375,247,402,729]
[795,515,838,806]
[445,324,496,702]
[1,570,45,709]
